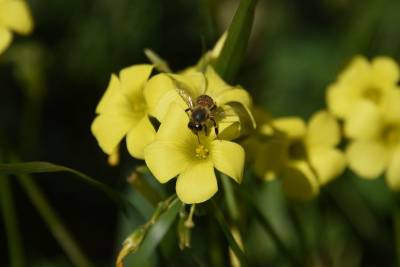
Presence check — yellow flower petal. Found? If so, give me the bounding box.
[215,88,252,107]
[344,100,383,139]
[326,84,359,119]
[346,140,388,179]
[281,161,319,200]
[371,57,399,86]
[309,147,346,185]
[0,26,12,54]
[205,66,230,96]
[210,32,227,58]
[307,110,340,147]
[211,140,244,183]
[0,0,33,34]
[176,161,217,204]
[381,89,400,123]
[95,74,131,114]
[126,116,156,159]
[144,74,178,120]
[270,117,306,139]
[156,103,194,142]
[170,72,206,97]
[119,64,153,99]
[91,114,138,154]
[386,146,400,191]
[144,141,192,183]
[338,56,369,85]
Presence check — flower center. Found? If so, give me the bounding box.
[195,144,209,159]
[362,87,381,104]
[287,140,307,160]
[383,125,400,146]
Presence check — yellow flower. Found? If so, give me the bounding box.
[326,56,400,138]
[144,103,245,204]
[0,0,33,54]
[92,64,166,159]
[345,99,400,190]
[145,66,255,139]
[259,111,346,199]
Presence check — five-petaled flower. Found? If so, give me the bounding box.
[92,64,163,159]
[0,0,33,54]
[257,111,346,199]
[144,103,245,204]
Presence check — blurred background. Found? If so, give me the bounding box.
[1,0,400,266]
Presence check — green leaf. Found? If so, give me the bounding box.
[126,199,182,266]
[0,161,135,216]
[0,176,25,267]
[214,0,258,82]
[212,200,249,267]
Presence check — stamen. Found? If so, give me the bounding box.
[195,144,209,159]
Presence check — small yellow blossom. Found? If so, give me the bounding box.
[144,103,245,204]
[92,64,168,159]
[0,0,33,54]
[345,98,400,190]
[326,56,400,139]
[259,111,346,199]
[145,66,255,139]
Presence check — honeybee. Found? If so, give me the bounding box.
[173,77,219,137]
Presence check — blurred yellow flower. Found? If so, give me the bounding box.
[146,66,254,139]
[326,56,400,138]
[0,0,33,54]
[91,64,165,159]
[259,111,346,199]
[144,103,245,204]
[346,98,400,191]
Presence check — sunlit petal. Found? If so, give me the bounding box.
[215,88,252,107]
[205,66,230,96]
[91,114,138,154]
[269,117,306,139]
[282,161,319,200]
[381,89,400,123]
[386,146,400,191]
[95,75,132,114]
[0,0,33,34]
[344,100,383,139]
[176,161,217,204]
[371,57,399,86]
[309,147,346,185]
[0,27,12,54]
[337,56,370,86]
[119,64,153,99]
[346,140,388,179]
[126,116,156,159]
[326,84,359,119]
[211,140,244,183]
[307,110,340,147]
[144,141,192,183]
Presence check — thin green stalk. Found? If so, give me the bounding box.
[221,174,240,222]
[17,174,94,267]
[394,205,400,267]
[214,0,258,82]
[240,188,302,267]
[0,176,25,267]
[287,203,308,261]
[212,200,249,267]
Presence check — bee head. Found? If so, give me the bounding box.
[188,121,202,132]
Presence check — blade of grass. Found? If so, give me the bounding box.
[0,161,135,216]
[212,200,249,267]
[0,176,25,267]
[17,174,94,267]
[214,0,258,82]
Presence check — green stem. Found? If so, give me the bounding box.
[0,176,25,267]
[17,174,94,267]
[394,205,400,267]
[212,200,249,267]
[214,0,258,82]
[221,174,240,222]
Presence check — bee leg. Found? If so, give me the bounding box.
[185,108,191,113]
[211,118,219,136]
[204,125,208,136]
[196,133,200,144]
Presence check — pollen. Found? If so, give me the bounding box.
[195,144,209,159]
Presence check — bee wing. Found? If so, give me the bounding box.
[167,75,195,108]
